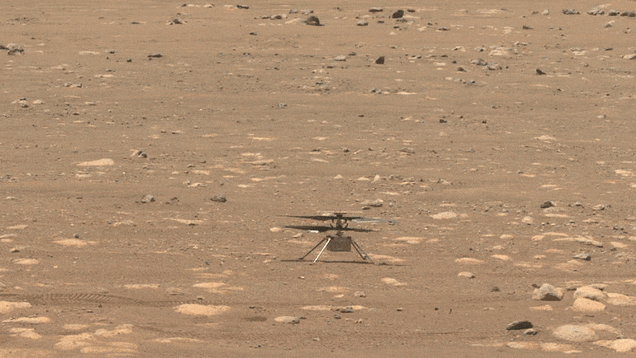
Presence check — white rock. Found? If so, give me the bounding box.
[606,292,636,306]
[532,283,563,301]
[77,158,115,166]
[457,272,475,278]
[573,286,606,301]
[594,339,636,352]
[431,211,457,220]
[553,325,597,342]
[274,316,302,324]
[455,258,485,265]
[571,297,606,312]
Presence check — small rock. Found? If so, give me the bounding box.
[354,291,367,298]
[593,204,605,211]
[357,20,369,26]
[608,10,620,16]
[334,55,347,61]
[236,4,249,9]
[337,306,353,313]
[211,195,227,203]
[541,9,550,15]
[375,56,385,64]
[369,7,383,13]
[573,253,591,261]
[525,328,538,335]
[561,9,580,15]
[274,316,302,324]
[536,68,546,75]
[361,199,383,208]
[587,8,604,16]
[533,283,563,301]
[623,54,636,60]
[141,194,155,204]
[169,17,185,25]
[304,16,322,26]
[540,200,555,208]
[148,53,163,58]
[507,321,533,330]
[392,10,404,19]
[457,272,475,278]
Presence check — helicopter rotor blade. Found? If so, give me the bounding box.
[284,225,335,232]
[285,215,365,221]
[284,225,377,233]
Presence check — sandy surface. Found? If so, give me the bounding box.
[2,0,636,356]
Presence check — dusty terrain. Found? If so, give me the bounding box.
[2,0,636,356]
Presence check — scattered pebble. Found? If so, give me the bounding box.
[573,253,591,261]
[375,56,385,64]
[211,195,227,203]
[140,194,155,204]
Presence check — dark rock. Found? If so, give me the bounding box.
[536,68,546,75]
[148,53,163,58]
[369,7,383,13]
[304,15,322,26]
[392,10,404,19]
[540,200,555,209]
[507,321,533,330]
[375,56,385,64]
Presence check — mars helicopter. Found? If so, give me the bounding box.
[284,211,393,264]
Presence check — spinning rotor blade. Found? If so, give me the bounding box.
[285,215,364,221]
[284,225,335,232]
[284,225,377,233]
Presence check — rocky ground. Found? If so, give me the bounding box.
[2,0,636,356]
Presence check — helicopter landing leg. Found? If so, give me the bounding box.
[299,238,328,261]
[311,237,332,264]
[351,239,375,264]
